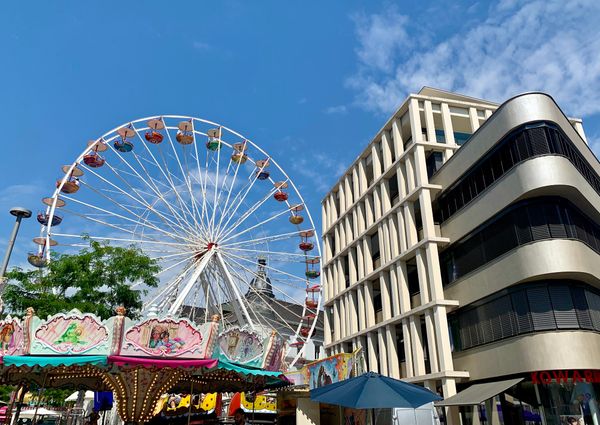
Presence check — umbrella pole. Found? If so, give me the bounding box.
[31,372,48,425]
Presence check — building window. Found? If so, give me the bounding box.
[433,121,600,223]
[439,196,600,286]
[371,231,381,269]
[435,129,472,145]
[388,174,400,205]
[426,151,444,178]
[448,280,600,351]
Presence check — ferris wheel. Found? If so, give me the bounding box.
[29,115,322,367]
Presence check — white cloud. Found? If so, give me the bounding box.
[324,105,348,114]
[348,0,600,118]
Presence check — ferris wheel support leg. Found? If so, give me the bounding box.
[215,251,255,330]
[168,250,215,315]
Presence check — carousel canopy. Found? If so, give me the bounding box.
[2,355,108,368]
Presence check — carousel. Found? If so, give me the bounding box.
[0,308,290,425]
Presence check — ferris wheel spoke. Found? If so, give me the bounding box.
[214,167,270,240]
[222,230,301,249]
[214,153,258,242]
[131,143,199,234]
[168,250,215,315]
[100,160,191,237]
[225,246,310,260]
[144,260,198,308]
[216,187,278,243]
[220,255,306,337]
[190,120,212,238]
[221,250,308,285]
[59,207,183,245]
[123,140,196,233]
[219,206,291,245]
[157,121,205,234]
[104,139,197,235]
[78,166,191,242]
[209,150,240,240]
[214,251,256,329]
[60,192,197,245]
[52,232,192,249]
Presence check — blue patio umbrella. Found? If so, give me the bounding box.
[310,372,442,409]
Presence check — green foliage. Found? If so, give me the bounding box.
[0,385,14,403]
[4,241,160,320]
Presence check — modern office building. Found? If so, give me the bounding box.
[321,88,600,425]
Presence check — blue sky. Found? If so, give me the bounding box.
[2,0,600,271]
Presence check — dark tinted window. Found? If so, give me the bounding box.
[433,122,600,223]
[440,197,600,285]
[449,281,600,351]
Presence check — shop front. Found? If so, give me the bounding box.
[437,370,600,425]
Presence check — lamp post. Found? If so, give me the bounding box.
[0,207,32,296]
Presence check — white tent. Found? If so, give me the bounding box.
[20,408,61,418]
[65,391,94,403]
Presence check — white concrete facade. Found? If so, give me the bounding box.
[320,87,593,401]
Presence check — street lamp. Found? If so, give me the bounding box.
[0,206,32,287]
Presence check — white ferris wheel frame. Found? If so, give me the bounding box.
[39,115,323,368]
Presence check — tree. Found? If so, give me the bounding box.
[4,240,160,319]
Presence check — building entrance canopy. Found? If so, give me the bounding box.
[435,378,523,406]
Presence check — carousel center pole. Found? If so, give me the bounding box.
[31,372,48,425]
[187,381,193,425]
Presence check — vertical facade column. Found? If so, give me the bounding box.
[424,311,439,373]
[356,242,365,280]
[357,283,366,330]
[441,102,456,160]
[358,158,368,195]
[402,319,414,378]
[388,217,399,258]
[367,332,379,373]
[397,210,408,253]
[365,280,375,327]
[425,243,445,301]
[404,203,418,248]
[352,166,360,200]
[469,107,480,133]
[349,290,358,335]
[415,249,431,304]
[333,302,340,343]
[377,328,389,375]
[409,316,426,376]
[434,305,454,372]
[404,155,416,192]
[392,117,404,157]
[349,248,357,285]
[380,272,392,321]
[389,265,402,317]
[413,146,429,186]
[363,238,373,275]
[423,100,436,143]
[339,294,347,339]
[324,307,331,345]
[373,187,382,221]
[382,131,393,168]
[418,190,436,237]
[344,176,353,209]
[386,325,401,379]
[409,98,424,144]
[365,196,374,226]
[372,143,382,180]
[397,262,411,314]
[338,185,346,216]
